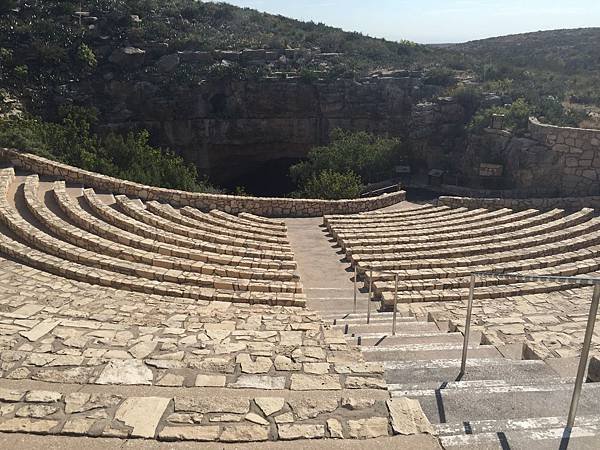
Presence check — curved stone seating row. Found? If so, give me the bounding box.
[238,211,286,228]
[352,216,600,264]
[0,170,305,306]
[362,232,600,272]
[186,207,287,236]
[323,204,439,224]
[145,200,288,244]
[11,176,300,294]
[334,208,537,244]
[116,195,291,253]
[152,202,287,240]
[330,208,509,237]
[347,208,593,258]
[379,278,589,307]
[328,207,489,231]
[338,209,565,249]
[53,182,295,271]
[374,257,600,294]
[367,244,600,284]
[83,189,293,261]
[327,201,598,308]
[29,178,298,283]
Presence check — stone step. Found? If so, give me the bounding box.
[349,331,481,347]
[382,358,560,384]
[366,345,502,362]
[391,378,577,397]
[435,412,600,437]
[414,382,600,424]
[439,423,600,450]
[320,311,412,321]
[389,377,575,395]
[327,317,417,326]
[332,321,440,335]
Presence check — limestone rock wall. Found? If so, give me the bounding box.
[528,118,600,195]
[461,118,600,197]
[439,195,600,212]
[96,76,425,186]
[0,148,405,217]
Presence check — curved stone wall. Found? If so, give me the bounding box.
[527,117,600,195]
[439,195,600,212]
[0,148,405,217]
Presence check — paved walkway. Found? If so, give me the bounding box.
[285,217,368,314]
[285,201,423,315]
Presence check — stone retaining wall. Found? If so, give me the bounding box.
[527,117,600,195]
[439,195,600,211]
[0,148,405,217]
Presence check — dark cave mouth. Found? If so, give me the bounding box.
[224,157,302,197]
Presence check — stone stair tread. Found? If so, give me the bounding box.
[366,346,502,362]
[435,413,600,436]
[333,321,440,334]
[440,427,600,450]
[383,358,560,384]
[415,383,600,424]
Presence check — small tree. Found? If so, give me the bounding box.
[302,169,363,200]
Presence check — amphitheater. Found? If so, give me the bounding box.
[0,147,599,449]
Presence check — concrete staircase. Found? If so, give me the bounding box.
[321,307,600,449]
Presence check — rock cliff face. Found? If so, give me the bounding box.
[92,75,459,189]
[461,118,600,197]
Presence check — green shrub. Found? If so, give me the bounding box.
[469,98,532,134]
[424,67,456,87]
[0,107,215,192]
[77,43,97,70]
[301,169,363,200]
[290,129,406,198]
[13,65,28,79]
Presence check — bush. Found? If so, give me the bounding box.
[424,67,456,87]
[290,129,406,198]
[0,107,215,192]
[450,85,483,117]
[13,65,28,79]
[301,169,363,200]
[469,98,532,134]
[77,43,97,70]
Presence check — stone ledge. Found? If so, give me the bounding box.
[0,386,434,442]
[0,148,406,217]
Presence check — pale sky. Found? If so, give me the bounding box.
[208,0,600,44]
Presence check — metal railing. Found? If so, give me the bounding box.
[352,265,400,335]
[459,272,600,429]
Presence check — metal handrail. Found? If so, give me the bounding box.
[352,264,401,335]
[460,271,600,429]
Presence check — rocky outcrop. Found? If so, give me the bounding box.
[97,76,434,186]
[461,118,600,197]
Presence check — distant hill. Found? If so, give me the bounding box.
[449,28,600,74]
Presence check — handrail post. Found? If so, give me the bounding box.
[367,268,373,324]
[460,274,476,376]
[353,264,357,314]
[392,273,399,336]
[567,284,600,428]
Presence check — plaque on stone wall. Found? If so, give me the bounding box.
[395,165,411,174]
[479,163,504,177]
[491,114,505,130]
[428,169,444,178]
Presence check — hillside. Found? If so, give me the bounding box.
[452,28,600,74]
[1,2,598,197]
[448,28,600,105]
[0,0,460,114]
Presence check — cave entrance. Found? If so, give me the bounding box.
[227,158,301,197]
[210,93,228,115]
